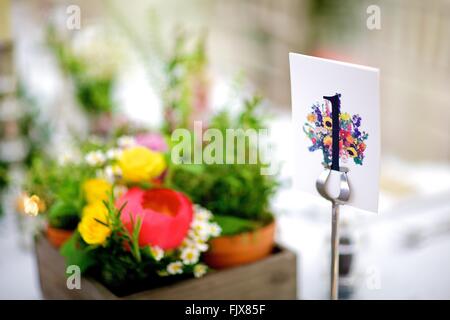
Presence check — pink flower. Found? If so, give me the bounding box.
[117,187,193,249]
[135,133,168,152]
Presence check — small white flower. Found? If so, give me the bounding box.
[24,195,40,217]
[85,150,106,166]
[117,136,136,149]
[194,205,213,221]
[208,222,222,237]
[105,165,122,182]
[167,261,183,275]
[180,247,200,265]
[150,246,164,261]
[193,264,208,278]
[106,148,122,160]
[113,185,128,198]
[183,237,208,252]
[195,241,209,252]
[181,238,195,248]
[191,220,210,241]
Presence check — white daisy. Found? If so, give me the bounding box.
[208,222,222,237]
[191,220,210,241]
[193,205,212,221]
[85,150,106,166]
[105,165,122,182]
[167,261,183,275]
[180,247,200,265]
[181,238,208,252]
[195,241,209,252]
[181,238,195,248]
[193,264,208,278]
[106,148,122,160]
[150,246,164,261]
[117,136,136,149]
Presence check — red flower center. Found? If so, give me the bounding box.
[142,190,179,217]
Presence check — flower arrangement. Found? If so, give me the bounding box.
[303,100,369,167]
[64,190,219,293]
[23,26,280,289]
[24,133,221,293]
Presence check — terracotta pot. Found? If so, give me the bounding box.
[204,221,276,269]
[46,226,73,248]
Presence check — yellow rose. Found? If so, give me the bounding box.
[83,178,112,204]
[118,146,166,183]
[79,202,111,245]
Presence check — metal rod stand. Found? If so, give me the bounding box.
[316,167,350,300]
[330,201,340,300]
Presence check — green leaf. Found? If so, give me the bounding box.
[60,232,95,273]
[48,201,79,229]
[213,215,260,236]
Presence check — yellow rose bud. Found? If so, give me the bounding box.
[118,146,166,183]
[83,178,112,204]
[79,202,111,245]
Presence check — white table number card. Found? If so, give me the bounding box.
[289,53,380,213]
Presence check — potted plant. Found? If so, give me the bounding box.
[167,96,279,268]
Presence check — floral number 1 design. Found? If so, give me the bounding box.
[303,94,369,168]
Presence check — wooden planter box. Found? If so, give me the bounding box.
[35,235,297,299]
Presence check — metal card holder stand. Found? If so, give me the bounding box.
[317,93,351,300]
[316,166,350,300]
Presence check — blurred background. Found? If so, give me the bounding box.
[0,0,449,299]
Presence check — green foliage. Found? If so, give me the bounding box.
[60,232,95,273]
[0,161,7,216]
[162,32,208,134]
[75,77,114,114]
[213,215,261,236]
[167,95,278,235]
[169,163,276,222]
[16,80,51,167]
[48,201,80,230]
[46,25,115,114]
[0,161,8,191]
[24,157,95,228]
